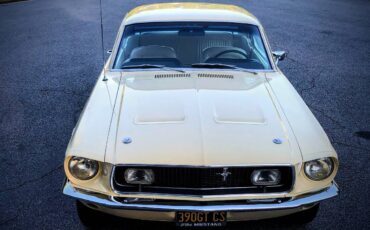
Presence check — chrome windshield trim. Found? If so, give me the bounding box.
[109,22,277,71]
[63,180,339,212]
[109,68,276,73]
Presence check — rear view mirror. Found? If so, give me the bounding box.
[272,51,287,65]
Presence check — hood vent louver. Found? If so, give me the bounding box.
[154,73,234,79]
[155,73,191,78]
[198,73,234,79]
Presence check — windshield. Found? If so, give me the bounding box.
[113,22,272,70]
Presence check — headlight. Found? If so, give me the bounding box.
[304,157,334,181]
[68,157,99,180]
[124,168,155,185]
[251,169,281,185]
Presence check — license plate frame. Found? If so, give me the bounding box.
[176,211,227,227]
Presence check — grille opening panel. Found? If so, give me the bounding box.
[112,166,294,196]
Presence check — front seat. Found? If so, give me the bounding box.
[130,45,178,59]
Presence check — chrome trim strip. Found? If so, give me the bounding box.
[112,185,283,190]
[104,190,290,200]
[63,180,339,212]
[111,163,294,167]
[109,68,276,73]
[110,164,296,196]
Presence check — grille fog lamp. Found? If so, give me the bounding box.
[251,169,281,185]
[124,169,155,185]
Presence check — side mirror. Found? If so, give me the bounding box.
[272,51,287,65]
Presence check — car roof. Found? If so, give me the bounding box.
[124,3,260,26]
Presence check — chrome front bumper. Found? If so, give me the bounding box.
[63,180,338,221]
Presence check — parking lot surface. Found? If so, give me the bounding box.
[0,0,369,229]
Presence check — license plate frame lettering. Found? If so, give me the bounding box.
[176,211,227,227]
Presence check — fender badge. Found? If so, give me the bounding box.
[273,138,282,144]
[122,137,132,144]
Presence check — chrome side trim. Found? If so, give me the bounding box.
[63,180,339,212]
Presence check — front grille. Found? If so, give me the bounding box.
[112,166,294,195]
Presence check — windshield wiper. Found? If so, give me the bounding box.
[121,64,186,73]
[191,63,257,75]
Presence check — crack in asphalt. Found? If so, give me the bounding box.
[299,76,316,96]
[283,60,368,153]
[286,56,311,69]
[39,88,89,97]
[288,67,368,152]
[0,164,63,193]
[285,57,323,98]
[0,191,61,226]
[0,199,33,226]
[332,141,370,152]
[297,67,325,97]
[294,68,347,130]
[308,104,346,129]
[0,86,89,97]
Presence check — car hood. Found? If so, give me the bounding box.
[106,72,301,166]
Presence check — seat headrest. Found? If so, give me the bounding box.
[129,45,177,59]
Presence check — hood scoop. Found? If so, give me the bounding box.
[155,73,191,78]
[198,73,234,79]
[134,95,186,124]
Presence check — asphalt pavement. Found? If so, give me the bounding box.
[0,0,369,229]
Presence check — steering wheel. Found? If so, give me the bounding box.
[214,49,249,59]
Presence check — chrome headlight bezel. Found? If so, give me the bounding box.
[251,169,282,186]
[124,168,155,185]
[304,157,334,181]
[68,156,99,180]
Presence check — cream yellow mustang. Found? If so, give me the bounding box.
[63,3,339,227]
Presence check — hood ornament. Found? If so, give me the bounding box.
[122,137,132,144]
[217,168,232,182]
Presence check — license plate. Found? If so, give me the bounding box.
[176,211,227,227]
